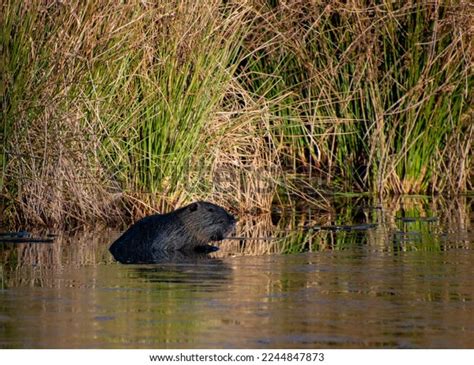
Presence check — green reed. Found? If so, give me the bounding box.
[1,1,249,224]
[240,1,472,194]
[86,3,246,198]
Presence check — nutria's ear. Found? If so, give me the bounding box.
[188,202,199,212]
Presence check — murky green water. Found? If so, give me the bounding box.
[1,197,473,348]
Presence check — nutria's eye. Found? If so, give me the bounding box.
[207,208,214,212]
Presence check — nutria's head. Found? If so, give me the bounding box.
[180,201,236,243]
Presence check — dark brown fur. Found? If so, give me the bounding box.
[109,201,236,263]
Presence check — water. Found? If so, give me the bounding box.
[0,197,473,348]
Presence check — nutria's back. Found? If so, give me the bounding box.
[109,201,236,263]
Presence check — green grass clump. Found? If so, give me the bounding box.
[1,1,251,226]
[240,1,472,195]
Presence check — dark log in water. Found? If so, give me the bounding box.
[304,223,378,231]
[0,231,55,243]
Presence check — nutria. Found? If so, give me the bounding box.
[109,201,236,263]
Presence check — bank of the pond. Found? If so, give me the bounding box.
[2,1,472,227]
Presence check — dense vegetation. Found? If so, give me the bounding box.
[1,0,472,227]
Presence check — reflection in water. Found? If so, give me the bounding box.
[217,195,472,255]
[109,245,220,265]
[0,196,472,348]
